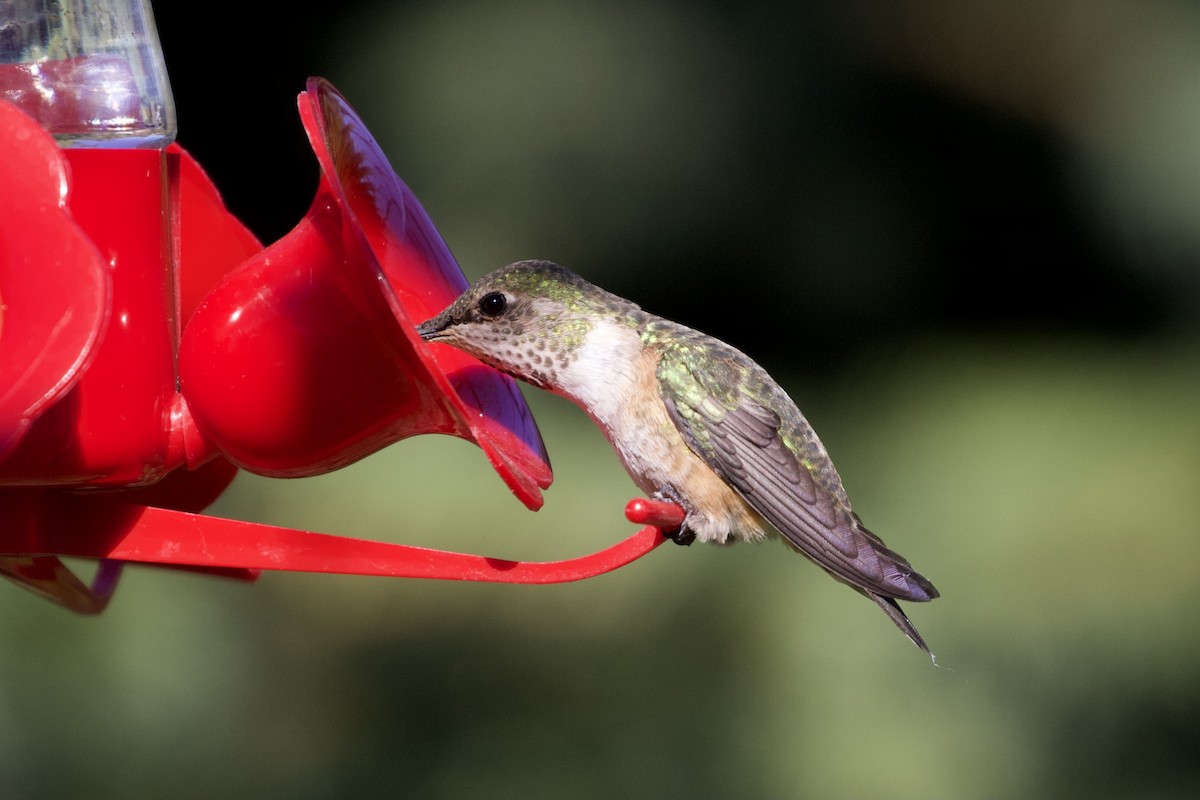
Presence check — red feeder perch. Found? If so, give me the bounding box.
[0,1,678,612]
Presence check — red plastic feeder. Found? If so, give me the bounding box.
[0,71,677,612]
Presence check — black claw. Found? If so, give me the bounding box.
[666,526,696,547]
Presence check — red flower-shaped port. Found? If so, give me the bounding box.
[0,98,109,460]
[179,77,553,508]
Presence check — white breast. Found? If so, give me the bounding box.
[556,320,675,487]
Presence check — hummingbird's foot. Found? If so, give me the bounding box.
[651,487,693,545]
[666,526,696,546]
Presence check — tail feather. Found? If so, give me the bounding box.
[869,592,933,657]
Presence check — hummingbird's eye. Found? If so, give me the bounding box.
[478,292,507,318]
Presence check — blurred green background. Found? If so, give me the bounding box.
[3,0,1199,797]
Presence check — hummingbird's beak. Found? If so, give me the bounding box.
[416,314,450,342]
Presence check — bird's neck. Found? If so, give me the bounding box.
[554,317,649,429]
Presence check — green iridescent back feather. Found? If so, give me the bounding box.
[646,319,849,508]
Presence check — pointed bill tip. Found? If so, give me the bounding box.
[416,317,447,341]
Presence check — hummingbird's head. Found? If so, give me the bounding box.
[417,260,639,389]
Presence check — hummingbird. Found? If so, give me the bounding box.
[417,260,939,654]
